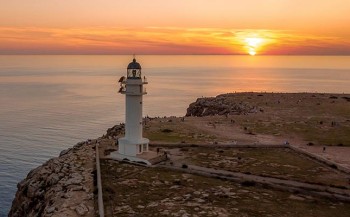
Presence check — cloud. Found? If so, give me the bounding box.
[0,26,349,55]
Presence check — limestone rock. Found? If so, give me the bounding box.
[75,203,89,215]
[8,141,95,217]
[186,95,259,117]
[106,124,125,138]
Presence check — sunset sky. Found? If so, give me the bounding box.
[1,0,350,55]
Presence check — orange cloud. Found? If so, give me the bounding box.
[0,26,350,55]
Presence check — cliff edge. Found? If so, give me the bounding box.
[8,141,96,217]
[186,94,259,117]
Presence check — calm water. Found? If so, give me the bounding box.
[1,55,350,215]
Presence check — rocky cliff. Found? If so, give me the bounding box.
[8,141,96,217]
[8,123,126,217]
[186,94,260,117]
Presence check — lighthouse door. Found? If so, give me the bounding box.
[139,144,142,154]
[143,144,148,152]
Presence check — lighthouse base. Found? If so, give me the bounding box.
[109,149,167,166]
[109,152,153,165]
[109,137,167,165]
[117,137,149,156]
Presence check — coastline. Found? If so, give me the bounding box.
[8,141,96,217]
[8,92,350,216]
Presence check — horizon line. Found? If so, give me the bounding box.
[1,53,350,56]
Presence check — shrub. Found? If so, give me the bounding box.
[241,180,256,187]
[161,128,173,133]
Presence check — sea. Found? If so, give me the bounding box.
[1,55,350,215]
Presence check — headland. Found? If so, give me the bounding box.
[9,92,350,217]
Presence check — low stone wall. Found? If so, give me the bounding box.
[158,164,350,202]
[150,143,286,148]
[8,136,349,216]
[288,145,350,174]
[148,154,168,165]
[151,143,350,175]
[95,143,105,217]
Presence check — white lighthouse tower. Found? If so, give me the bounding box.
[117,57,149,158]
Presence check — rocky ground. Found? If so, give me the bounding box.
[8,140,96,217]
[100,158,350,217]
[138,93,350,170]
[177,147,350,188]
[186,95,258,116]
[186,92,350,146]
[9,92,350,217]
[99,92,350,216]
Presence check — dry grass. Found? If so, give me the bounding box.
[182,147,350,188]
[101,159,350,217]
[98,93,350,216]
[144,93,350,146]
[144,117,219,144]
[215,93,350,146]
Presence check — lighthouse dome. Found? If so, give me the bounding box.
[127,57,142,78]
[127,58,142,70]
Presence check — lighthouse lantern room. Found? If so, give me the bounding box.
[118,57,149,157]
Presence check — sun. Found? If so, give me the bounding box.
[248,49,256,56]
[245,37,263,56]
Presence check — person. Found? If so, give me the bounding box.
[157,147,160,155]
[323,146,326,152]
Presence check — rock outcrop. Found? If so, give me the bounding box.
[186,94,259,117]
[8,141,96,217]
[105,124,125,138]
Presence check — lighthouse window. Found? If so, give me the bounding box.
[127,69,141,78]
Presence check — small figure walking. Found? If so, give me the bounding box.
[157,147,160,155]
[323,146,326,153]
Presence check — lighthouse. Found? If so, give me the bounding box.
[117,57,149,157]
